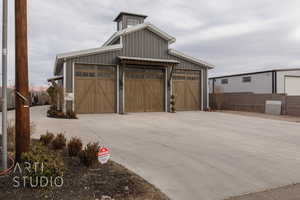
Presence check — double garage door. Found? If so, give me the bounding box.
[75,65,201,114]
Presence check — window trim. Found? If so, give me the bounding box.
[221,78,228,84]
[127,18,139,27]
[242,76,252,83]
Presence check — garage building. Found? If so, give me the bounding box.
[209,68,300,96]
[52,12,214,114]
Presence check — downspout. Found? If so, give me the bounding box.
[274,71,277,94]
[168,64,175,112]
[212,78,215,94]
[168,64,175,87]
[272,71,275,94]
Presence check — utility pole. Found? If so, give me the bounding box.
[1,0,8,170]
[15,0,30,162]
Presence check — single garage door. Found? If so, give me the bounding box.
[173,70,201,111]
[125,67,165,112]
[285,76,300,96]
[75,65,116,114]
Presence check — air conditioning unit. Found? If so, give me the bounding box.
[265,100,282,115]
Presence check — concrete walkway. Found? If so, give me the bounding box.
[4,106,300,200]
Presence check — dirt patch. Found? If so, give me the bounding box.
[219,110,300,123]
[0,147,169,200]
[225,183,300,200]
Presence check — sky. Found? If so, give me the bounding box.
[0,0,300,86]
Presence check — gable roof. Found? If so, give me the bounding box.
[102,22,176,47]
[56,44,122,60]
[168,49,214,69]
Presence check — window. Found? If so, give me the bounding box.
[242,76,251,83]
[127,18,139,27]
[221,79,228,84]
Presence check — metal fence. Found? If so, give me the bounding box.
[286,96,300,117]
[210,93,300,117]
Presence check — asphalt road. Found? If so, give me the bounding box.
[3,106,300,200]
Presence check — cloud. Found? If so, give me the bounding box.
[0,0,299,85]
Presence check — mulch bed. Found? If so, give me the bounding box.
[0,146,169,200]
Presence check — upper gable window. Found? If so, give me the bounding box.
[127,18,139,27]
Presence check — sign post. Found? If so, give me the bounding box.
[98,147,110,164]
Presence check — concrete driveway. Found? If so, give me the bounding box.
[9,106,300,200]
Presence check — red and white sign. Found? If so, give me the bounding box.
[97,147,110,164]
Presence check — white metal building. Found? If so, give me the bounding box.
[209,68,300,96]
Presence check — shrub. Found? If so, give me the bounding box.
[170,95,176,113]
[67,137,83,157]
[52,133,67,150]
[47,105,58,117]
[66,110,77,119]
[78,142,99,167]
[47,105,78,119]
[40,131,55,146]
[21,142,64,188]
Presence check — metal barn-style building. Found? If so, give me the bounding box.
[52,12,214,114]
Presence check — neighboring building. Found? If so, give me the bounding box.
[209,68,300,96]
[51,12,214,114]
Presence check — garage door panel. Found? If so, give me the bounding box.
[173,80,185,111]
[185,80,200,110]
[95,79,116,113]
[75,65,116,114]
[173,70,201,111]
[75,79,96,114]
[125,67,165,113]
[125,78,144,112]
[144,79,165,112]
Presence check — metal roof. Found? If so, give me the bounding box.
[168,49,214,69]
[53,44,123,75]
[113,12,148,22]
[102,22,176,47]
[56,44,122,60]
[209,67,300,79]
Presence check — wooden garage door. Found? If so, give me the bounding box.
[125,67,165,112]
[75,65,116,114]
[173,70,201,111]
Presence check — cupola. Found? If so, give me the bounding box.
[114,12,147,31]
